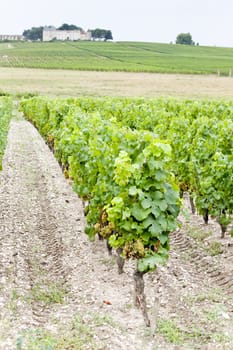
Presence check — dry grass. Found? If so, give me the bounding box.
[1,67,233,99]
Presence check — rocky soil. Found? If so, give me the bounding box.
[0,114,232,350]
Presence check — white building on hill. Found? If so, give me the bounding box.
[43,27,91,41]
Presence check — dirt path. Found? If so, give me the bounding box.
[0,115,232,349]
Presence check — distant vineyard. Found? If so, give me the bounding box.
[0,96,12,170]
[1,41,233,75]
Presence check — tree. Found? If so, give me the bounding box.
[58,24,83,31]
[91,28,104,40]
[23,27,43,41]
[104,30,113,41]
[91,28,113,41]
[176,33,195,45]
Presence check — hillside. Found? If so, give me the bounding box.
[0,41,233,75]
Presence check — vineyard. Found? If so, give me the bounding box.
[0,41,233,75]
[19,96,233,326]
[0,95,232,349]
[20,96,233,239]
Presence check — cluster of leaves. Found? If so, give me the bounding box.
[0,96,12,170]
[20,97,181,272]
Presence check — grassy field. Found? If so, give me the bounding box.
[1,68,233,99]
[0,41,233,75]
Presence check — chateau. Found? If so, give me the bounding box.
[43,27,91,41]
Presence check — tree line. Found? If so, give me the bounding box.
[23,24,113,41]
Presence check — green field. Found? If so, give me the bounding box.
[0,41,233,75]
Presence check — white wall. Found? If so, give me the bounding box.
[43,29,91,41]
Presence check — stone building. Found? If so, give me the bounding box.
[43,27,91,41]
[0,34,23,41]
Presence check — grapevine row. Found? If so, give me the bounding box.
[0,96,13,171]
[20,96,181,326]
[38,96,233,237]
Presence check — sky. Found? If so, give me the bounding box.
[1,0,233,47]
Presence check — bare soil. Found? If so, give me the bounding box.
[0,113,232,350]
[1,67,233,99]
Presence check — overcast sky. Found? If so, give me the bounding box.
[1,0,233,47]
